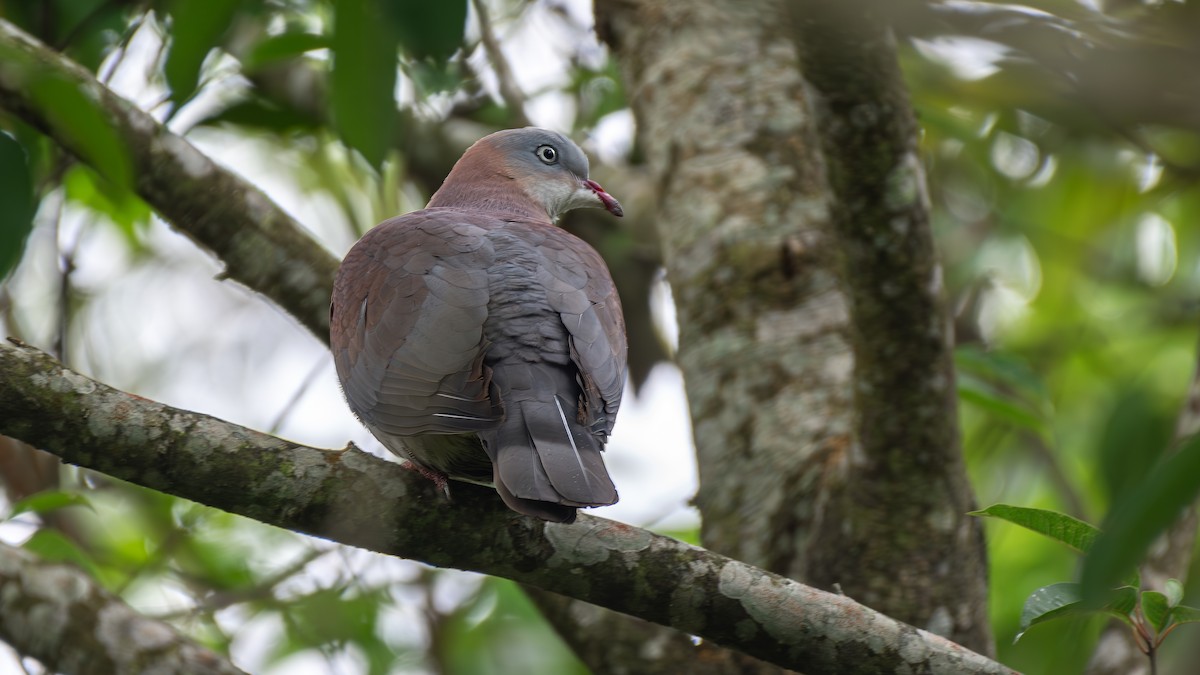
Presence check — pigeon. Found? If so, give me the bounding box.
[330,128,627,523]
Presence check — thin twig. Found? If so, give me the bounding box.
[51,198,72,364]
[267,356,329,435]
[470,0,530,126]
[1022,430,1089,521]
[155,545,329,620]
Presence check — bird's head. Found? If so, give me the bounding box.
[428,127,623,222]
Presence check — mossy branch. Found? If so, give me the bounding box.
[0,340,1013,675]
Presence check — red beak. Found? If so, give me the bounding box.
[584,179,624,217]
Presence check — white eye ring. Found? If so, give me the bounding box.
[536,145,558,164]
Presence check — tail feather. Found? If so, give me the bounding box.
[493,467,578,523]
[518,397,616,505]
[482,387,617,519]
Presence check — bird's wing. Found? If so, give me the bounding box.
[330,210,502,438]
[530,224,628,438]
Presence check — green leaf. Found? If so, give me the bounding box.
[1170,605,1200,625]
[165,0,243,108]
[439,578,590,675]
[957,374,1048,433]
[405,59,463,97]
[332,0,399,169]
[955,346,1052,434]
[271,586,389,666]
[1095,387,1172,504]
[955,346,1051,404]
[1082,434,1200,602]
[1142,590,1171,634]
[23,528,104,580]
[243,31,330,71]
[972,505,1142,589]
[176,530,256,592]
[970,504,1099,553]
[27,73,133,192]
[1016,582,1137,642]
[63,164,150,248]
[1164,579,1184,608]
[7,490,95,520]
[0,131,36,280]
[386,0,467,64]
[199,97,321,133]
[659,527,701,546]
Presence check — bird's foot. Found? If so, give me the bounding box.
[404,462,452,500]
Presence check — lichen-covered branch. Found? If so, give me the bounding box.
[0,18,338,342]
[787,0,992,653]
[0,340,1014,675]
[0,540,245,675]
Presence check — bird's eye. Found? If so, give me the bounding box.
[535,145,558,164]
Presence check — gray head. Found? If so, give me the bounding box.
[427,127,623,221]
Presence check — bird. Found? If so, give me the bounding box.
[330,127,627,523]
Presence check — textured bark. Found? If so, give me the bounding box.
[600,0,852,578]
[0,340,1014,675]
[0,19,338,343]
[1087,338,1200,675]
[0,541,244,675]
[788,0,992,654]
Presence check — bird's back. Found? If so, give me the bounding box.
[330,207,625,521]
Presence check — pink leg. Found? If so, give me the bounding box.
[403,461,452,499]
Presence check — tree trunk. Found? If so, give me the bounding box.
[586,0,995,669]
[599,0,855,577]
[788,0,992,653]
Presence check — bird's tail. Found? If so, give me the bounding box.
[482,372,618,523]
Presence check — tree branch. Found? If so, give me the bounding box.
[0,339,1014,675]
[885,1,1200,139]
[469,0,531,127]
[0,18,338,343]
[0,540,245,675]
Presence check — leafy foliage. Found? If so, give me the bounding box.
[980,502,1200,672]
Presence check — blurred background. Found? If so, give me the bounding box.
[1,0,1200,673]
